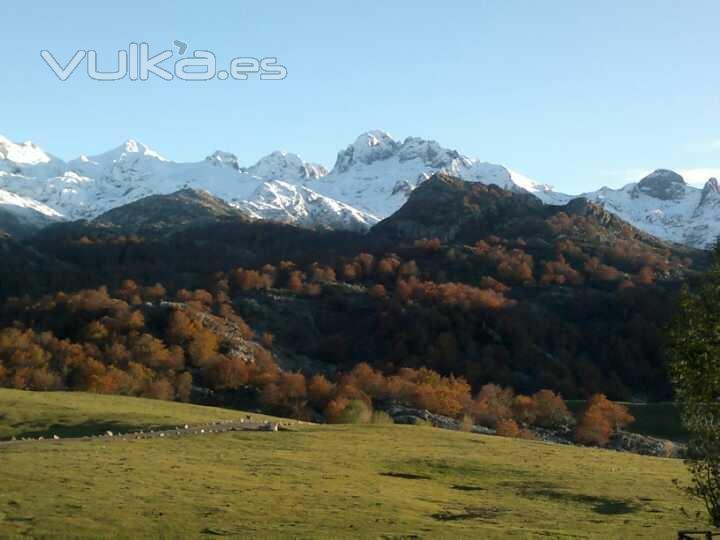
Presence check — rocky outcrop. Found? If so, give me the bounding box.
[609,431,684,458]
[379,402,683,458]
[700,177,720,206]
[154,301,256,362]
[383,404,495,434]
[634,169,687,201]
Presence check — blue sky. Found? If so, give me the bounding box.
[2,1,720,193]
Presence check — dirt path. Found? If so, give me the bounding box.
[0,418,298,446]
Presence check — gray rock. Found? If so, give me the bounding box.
[609,431,685,458]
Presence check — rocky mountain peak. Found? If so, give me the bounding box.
[700,177,720,205]
[635,169,686,200]
[205,150,240,170]
[75,139,167,167]
[0,135,56,165]
[397,137,462,167]
[332,130,400,173]
[237,180,378,232]
[246,151,328,181]
[243,150,327,182]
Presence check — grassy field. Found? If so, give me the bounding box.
[0,390,707,538]
[0,389,280,441]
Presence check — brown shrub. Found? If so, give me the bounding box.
[496,418,520,438]
[473,384,514,427]
[176,372,193,402]
[307,374,336,408]
[204,357,250,390]
[575,394,634,446]
[530,389,572,428]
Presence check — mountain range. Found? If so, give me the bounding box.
[2,170,698,402]
[1,130,719,248]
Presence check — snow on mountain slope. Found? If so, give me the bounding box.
[309,130,562,217]
[244,150,328,182]
[0,138,258,221]
[0,130,553,232]
[0,188,62,221]
[0,188,62,237]
[0,135,58,166]
[0,135,355,229]
[2,131,719,248]
[237,180,379,232]
[581,169,720,248]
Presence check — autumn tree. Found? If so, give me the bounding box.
[176,372,193,402]
[575,394,633,446]
[187,329,220,367]
[496,418,520,438]
[473,384,514,428]
[530,389,572,428]
[307,374,336,409]
[166,309,197,345]
[327,398,372,424]
[261,372,308,417]
[141,283,167,303]
[204,357,249,390]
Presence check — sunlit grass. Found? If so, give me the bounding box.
[0,390,706,538]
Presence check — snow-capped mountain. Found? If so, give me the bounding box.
[243,151,328,182]
[1,130,720,248]
[309,130,564,218]
[0,188,62,237]
[0,130,553,234]
[238,180,378,232]
[581,169,720,248]
[0,135,55,166]
[0,138,286,222]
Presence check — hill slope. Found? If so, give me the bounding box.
[7,173,703,401]
[93,188,248,234]
[0,389,280,441]
[0,389,705,538]
[372,173,678,251]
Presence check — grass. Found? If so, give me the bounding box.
[0,389,280,441]
[0,389,708,538]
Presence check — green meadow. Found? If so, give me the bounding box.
[0,389,706,538]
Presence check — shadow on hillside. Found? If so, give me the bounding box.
[4,420,177,441]
[379,472,432,480]
[431,506,506,521]
[515,482,639,515]
[451,484,485,492]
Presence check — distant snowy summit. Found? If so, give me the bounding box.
[0,129,719,247]
[315,130,563,217]
[581,169,720,248]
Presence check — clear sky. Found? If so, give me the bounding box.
[2,1,720,194]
